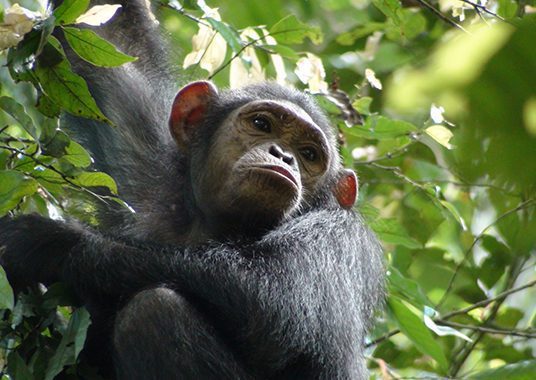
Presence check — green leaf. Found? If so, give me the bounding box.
[264,44,300,60]
[54,0,90,25]
[372,0,402,22]
[270,15,322,45]
[206,18,243,54]
[439,200,467,230]
[336,22,384,46]
[387,266,431,308]
[497,0,518,19]
[371,218,422,249]
[41,130,71,158]
[6,352,34,380]
[0,170,39,216]
[44,308,91,380]
[74,172,118,194]
[388,297,448,371]
[425,125,453,149]
[471,360,536,380]
[352,97,373,115]
[36,49,111,124]
[346,116,418,140]
[0,266,14,310]
[36,93,61,118]
[0,96,38,139]
[63,140,92,168]
[62,27,137,67]
[386,8,427,41]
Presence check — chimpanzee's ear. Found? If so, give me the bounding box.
[334,169,358,209]
[169,81,218,149]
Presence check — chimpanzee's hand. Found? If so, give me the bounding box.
[0,214,83,292]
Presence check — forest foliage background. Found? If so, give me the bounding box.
[0,0,535,379]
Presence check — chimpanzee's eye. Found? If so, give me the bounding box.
[252,116,272,133]
[299,147,318,162]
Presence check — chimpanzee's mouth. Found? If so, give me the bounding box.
[253,165,299,188]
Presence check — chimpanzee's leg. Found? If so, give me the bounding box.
[113,287,250,380]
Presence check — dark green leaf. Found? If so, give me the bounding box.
[0,96,38,139]
[0,266,14,310]
[0,170,39,216]
[44,308,91,380]
[63,27,137,67]
[7,352,34,380]
[41,130,71,158]
[53,0,90,25]
[387,266,431,309]
[36,49,111,124]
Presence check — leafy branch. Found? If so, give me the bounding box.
[366,278,536,348]
[436,198,535,308]
[0,144,119,206]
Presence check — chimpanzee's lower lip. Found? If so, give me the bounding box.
[254,165,298,187]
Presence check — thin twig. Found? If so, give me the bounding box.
[441,279,536,320]
[0,145,118,205]
[436,199,535,308]
[415,0,468,32]
[460,0,506,20]
[354,143,415,165]
[450,261,525,376]
[438,320,536,338]
[365,279,536,348]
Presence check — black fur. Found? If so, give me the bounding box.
[0,1,384,379]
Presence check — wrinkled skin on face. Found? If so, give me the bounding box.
[194,100,333,235]
[168,81,357,240]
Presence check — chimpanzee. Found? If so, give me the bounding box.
[0,1,384,379]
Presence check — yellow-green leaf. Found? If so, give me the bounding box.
[425,125,453,149]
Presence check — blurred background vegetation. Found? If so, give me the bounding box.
[0,0,535,378]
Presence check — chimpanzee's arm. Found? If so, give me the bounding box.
[0,211,383,376]
[0,210,381,308]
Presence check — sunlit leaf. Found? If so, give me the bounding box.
[425,125,453,149]
[270,15,322,45]
[388,297,448,371]
[423,307,472,342]
[75,4,122,26]
[63,140,92,168]
[74,172,118,194]
[347,115,418,139]
[370,218,422,249]
[63,27,137,67]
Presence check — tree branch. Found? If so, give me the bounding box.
[438,320,536,338]
[415,0,468,32]
[365,279,536,349]
[436,199,535,308]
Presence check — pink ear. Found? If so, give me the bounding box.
[334,169,358,209]
[169,81,218,148]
